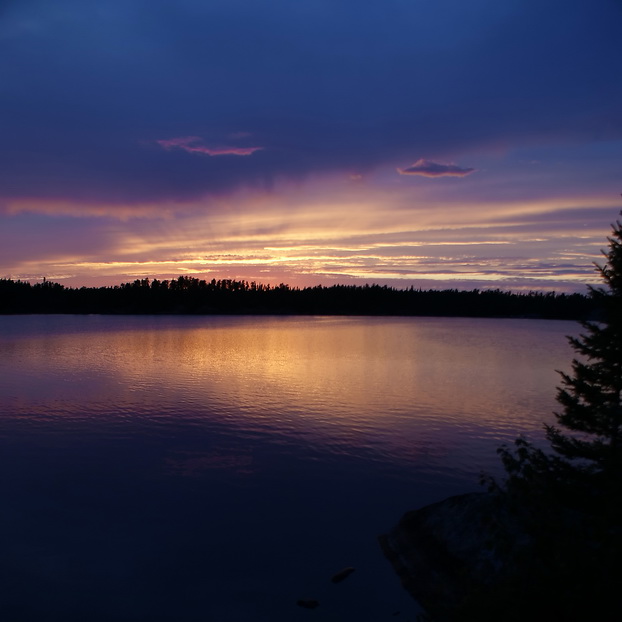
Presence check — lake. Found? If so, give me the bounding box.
[0,315,578,621]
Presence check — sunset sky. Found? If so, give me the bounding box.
[1,0,621,292]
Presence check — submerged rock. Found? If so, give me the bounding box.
[330,566,356,583]
[297,599,320,609]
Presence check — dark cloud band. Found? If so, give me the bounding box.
[0,0,619,204]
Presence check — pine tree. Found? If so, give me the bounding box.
[498,212,622,501]
[488,212,622,621]
[548,214,622,484]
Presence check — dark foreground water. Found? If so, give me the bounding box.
[0,315,578,621]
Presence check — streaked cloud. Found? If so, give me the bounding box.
[156,137,263,157]
[3,199,177,220]
[2,181,618,293]
[398,159,476,178]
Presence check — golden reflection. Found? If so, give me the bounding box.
[4,317,571,445]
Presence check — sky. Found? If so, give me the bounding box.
[1,0,621,292]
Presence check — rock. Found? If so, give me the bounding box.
[331,566,355,583]
[379,492,531,622]
[297,599,320,609]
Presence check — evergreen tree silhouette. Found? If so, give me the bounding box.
[490,212,622,621]
[498,212,622,499]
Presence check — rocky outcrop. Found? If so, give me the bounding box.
[379,493,533,621]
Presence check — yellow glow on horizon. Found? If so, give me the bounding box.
[3,183,617,291]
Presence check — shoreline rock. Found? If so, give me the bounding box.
[379,492,532,621]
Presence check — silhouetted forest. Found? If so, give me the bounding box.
[0,277,596,319]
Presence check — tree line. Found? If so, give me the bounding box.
[0,276,595,318]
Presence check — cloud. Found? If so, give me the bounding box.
[0,0,620,206]
[157,136,263,157]
[398,159,476,178]
[3,198,176,220]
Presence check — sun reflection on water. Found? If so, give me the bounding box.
[0,315,576,477]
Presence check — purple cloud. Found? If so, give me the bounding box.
[157,136,263,157]
[398,159,476,178]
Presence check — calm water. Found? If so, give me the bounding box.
[0,315,578,621]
